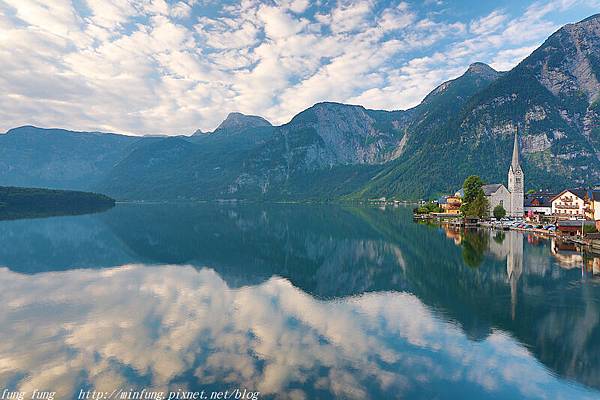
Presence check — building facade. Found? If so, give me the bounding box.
[524,193,555,217]
[551,189,600,221]
[439,195,462,215]
[551,190,587,219]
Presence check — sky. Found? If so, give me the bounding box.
[0,0,599,136]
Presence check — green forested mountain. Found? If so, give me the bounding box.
[1,14,599,201]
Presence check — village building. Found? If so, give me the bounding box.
[589,191,600,221]
[438,195,462,215]
[551,189,590,220]
[524,192,555,219]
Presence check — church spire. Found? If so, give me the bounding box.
[511,126,520,170]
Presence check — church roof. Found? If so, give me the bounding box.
[511,128,521,170]
[482,183,504,196]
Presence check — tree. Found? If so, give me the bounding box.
[493,204,507,219]
[414,201,442,214]
[460,175,489,217]
[466,190,490,218]
[462,176,484,205]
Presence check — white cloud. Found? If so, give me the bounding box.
[257,5,308,39]
[469,10,507,35]
[489,45,539,71]
[0,0,597,134]
[327,1,373,34]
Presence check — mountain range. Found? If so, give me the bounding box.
[1,14,599,201]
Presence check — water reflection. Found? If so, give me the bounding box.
[0,204,599,399]
[0,265,597,400]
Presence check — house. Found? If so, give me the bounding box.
[556,219,595,237]
[524,193,555,217]
[589,191,600,222]
[438,195,462,215]
[551,189,600,220]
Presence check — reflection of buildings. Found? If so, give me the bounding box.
[585,257,600,275]
[506,232,523,320]
[441,224,463,245]
[550,238,583,269]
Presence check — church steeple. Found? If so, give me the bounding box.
[507,124,524,217]
[511,128,520,171]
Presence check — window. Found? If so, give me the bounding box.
[500,200,503,207]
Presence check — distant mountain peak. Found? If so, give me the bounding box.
[465,62,499,77]
[215,112,272,133]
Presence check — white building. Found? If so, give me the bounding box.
[524,193,555,216]
[551,190,587,219]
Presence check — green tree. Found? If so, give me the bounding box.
[414,201,442,214]
[493,204,506,219]
[460,175,489,217]
[462,176,484,205]
[584,224,598,235]
[465,191,490,218]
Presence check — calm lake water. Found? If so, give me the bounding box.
[0,203,599,399]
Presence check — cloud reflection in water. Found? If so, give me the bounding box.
[0,264,597,400]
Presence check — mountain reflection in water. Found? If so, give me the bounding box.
[0,203,599,399]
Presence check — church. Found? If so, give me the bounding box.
[455,131,524,217]
[483,131,525,218]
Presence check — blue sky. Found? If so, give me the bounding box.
[0,0,598,135]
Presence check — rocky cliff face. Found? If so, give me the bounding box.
[214,112,272,132]
[224,103,409,197]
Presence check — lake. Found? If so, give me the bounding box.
[0,203,599,399]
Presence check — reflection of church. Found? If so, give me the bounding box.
[506,231,523,320]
